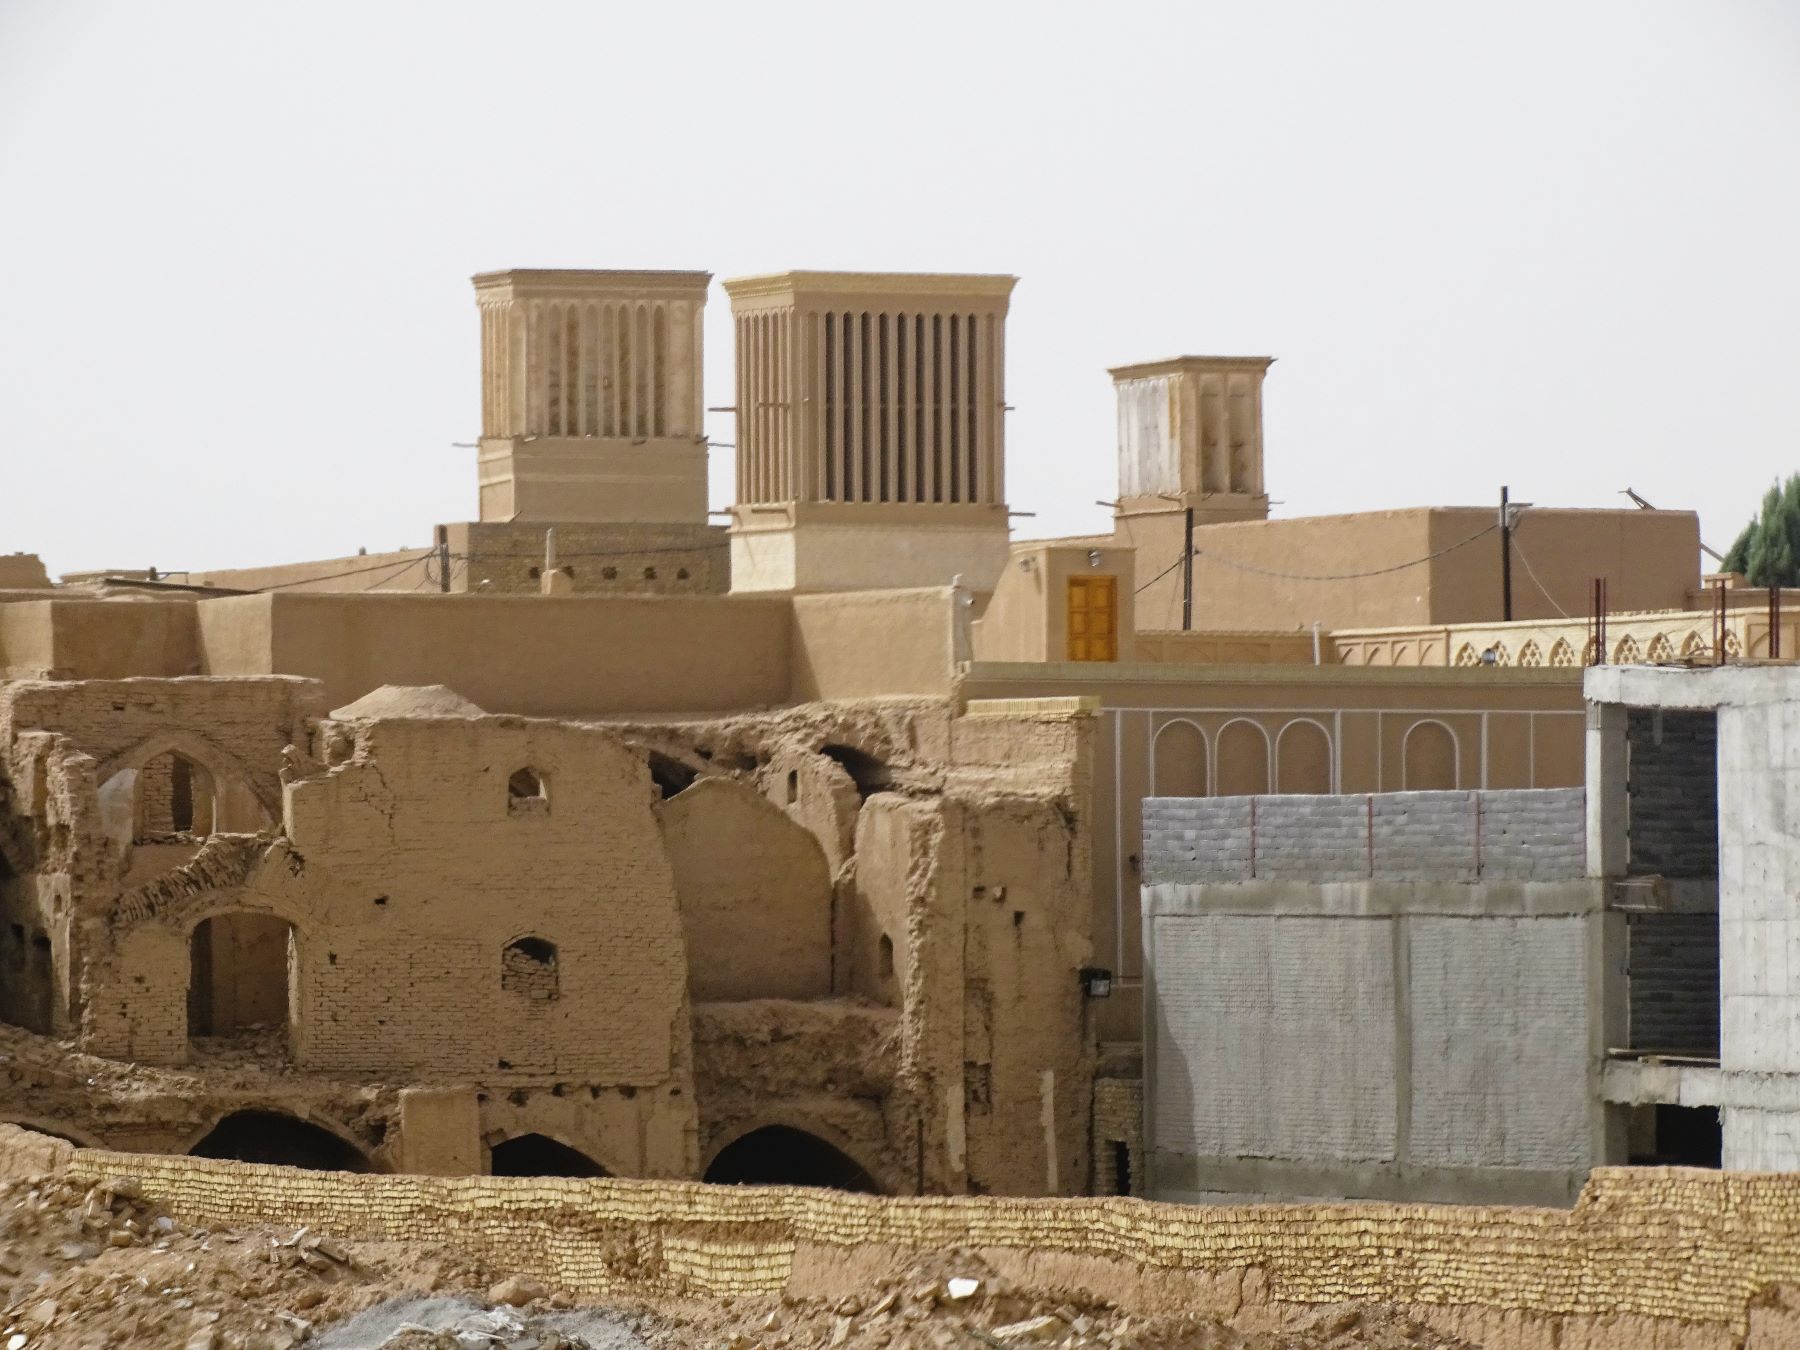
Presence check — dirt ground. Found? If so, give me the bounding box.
[0,1171,1478,1349]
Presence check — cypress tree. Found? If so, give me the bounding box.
[1723,475,1800,588]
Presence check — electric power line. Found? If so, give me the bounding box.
[1508,534,1575,620]
[1189,522,1501,582]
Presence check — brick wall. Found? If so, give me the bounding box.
[6,1125,1800,1342]
[1142,788,1586,885]
[1626,709,1718,878]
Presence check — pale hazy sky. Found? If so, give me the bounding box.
[2,1,1796,577]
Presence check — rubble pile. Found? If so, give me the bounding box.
[0,1176,1477,1348]
[648,1250,1477,1350]
[0,1174,490,1349]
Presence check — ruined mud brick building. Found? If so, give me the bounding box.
[0,267,1726,1200]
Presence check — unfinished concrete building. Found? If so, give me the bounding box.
[1139,662,1800,1204]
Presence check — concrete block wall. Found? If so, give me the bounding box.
[1626,708,1718,878]
[1142,788,1585,886]
[1626,912,1719,1056]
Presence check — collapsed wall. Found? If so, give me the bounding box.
[0,675,1096,1198]
[5,1123,1800,1350]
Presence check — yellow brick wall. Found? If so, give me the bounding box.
[8,1123,1799,1339]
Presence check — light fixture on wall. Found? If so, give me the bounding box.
[1087,550,1102,568]
[1079,966,1113,998]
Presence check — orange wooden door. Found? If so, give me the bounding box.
[1066,575,1118,661]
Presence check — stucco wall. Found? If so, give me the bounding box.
[1121,506,1698,634]
[200,592,794,715]
[1142,875,1607,1206]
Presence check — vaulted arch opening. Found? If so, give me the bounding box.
[489,1132,609,1177]
[189,1110,369,1172]
[188,913,296,1051]
[703,1125,881,1193]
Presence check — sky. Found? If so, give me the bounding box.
[1,0,1797,576]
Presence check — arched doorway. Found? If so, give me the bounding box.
[189,1110,369,1172]
[188,914,296,1048]
[703,1125,880,1193]
[1151,721,1208,798]
[490,1133,609,1177]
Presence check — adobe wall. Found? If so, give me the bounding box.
[6,1125,1800,1348]
[200,592,794,714]
[788,588,959,701]
[182,524,733,597]
[614,696,1098,1198]
[0,598,201,680]
[1120,506,1699,634]
[1427,508,1700,625]
[663,778,832,1001]
[183,547,440,595]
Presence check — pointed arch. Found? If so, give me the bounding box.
[1647,633,1675,663]
[1517,640,1543,667]
[1453,643,1480,667]
[1549,638,1576,667]
[1488,641,1511,666]
[490,1131,610,1177]
[96,732,277,825]
[703,1122,884,1194]
[188,1108,371,1172]
[1681,632,1708,660]
[1614,635,1642,664]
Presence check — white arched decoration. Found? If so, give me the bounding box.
[1274,719,1334,795]
[1214,718,1272,798]
[1402,719,1460,791]
[1150,719,1210,798]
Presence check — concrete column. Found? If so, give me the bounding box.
[1585,701,1629,877]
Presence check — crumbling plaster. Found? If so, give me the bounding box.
[0,676,1097,1198]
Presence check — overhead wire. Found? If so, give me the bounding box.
[1507,529,1575,620]
[1188,521,1501,582]
[1134,520,1504,603]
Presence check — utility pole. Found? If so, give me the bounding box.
[1182,506,1195,632]
[1499,486,1513,622]
[435,525,451,593]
